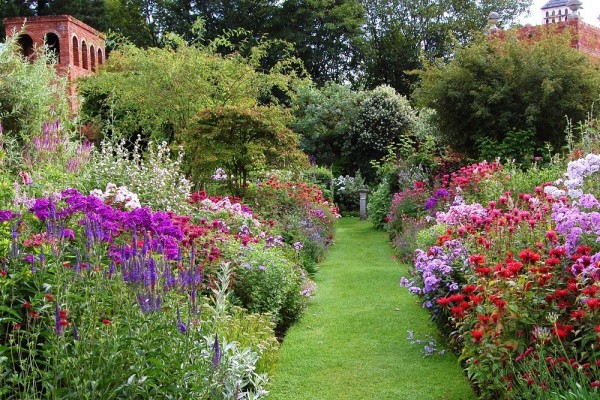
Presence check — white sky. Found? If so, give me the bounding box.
[520,0,600,27]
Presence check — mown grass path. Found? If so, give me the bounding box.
[268,218,477,400]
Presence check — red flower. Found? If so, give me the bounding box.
[102,319,112,325]
[44,294,54,302]
[471,329,484,343]
[586,298,600,311]
[545,230,558,242]
[555,289,569,298]
[582,285,599,297]
[570,310,585,320]
[519,249,541,264]
[0,270,6,276]
[470,295,484,305]
[450,306,465,318]
[469,254,486,265]
[23,301,32,308]
[462,284,477,294]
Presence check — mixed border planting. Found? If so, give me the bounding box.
[390,142,600,398]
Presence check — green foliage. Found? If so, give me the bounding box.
[345,85,416,181]
[270,0,365,84]
[414,29,600,159]
[79,36,306,145]
[183,105,307,194]
[292,83,418,182]
[477,159,566,203]
[230,245,305,333]
[360,0,533,95]
[0,34,70,153]
[367,176,392,229]
[291,82,364,173]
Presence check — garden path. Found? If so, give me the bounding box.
[268,218,476,400]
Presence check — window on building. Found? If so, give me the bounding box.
[90,45,96,71]
[81,41,88,69]
[17,34,34,60]
[45,32,60,63]
[97,48,103,65]
[72,36,79,66]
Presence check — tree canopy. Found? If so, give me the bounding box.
[413,28,600,162]
[2,0,534,90]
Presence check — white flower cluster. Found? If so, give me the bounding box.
[90,138,193,213]
[544,154,600,199]
[91,183,141,210]
[212,168,228,181]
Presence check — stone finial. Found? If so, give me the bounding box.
[567,0,583,20]
[488,11,500,32]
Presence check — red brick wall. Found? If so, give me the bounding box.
[3,15,106,112]
[499,20,600,59]
[4,15,105,81]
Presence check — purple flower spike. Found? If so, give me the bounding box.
[176,307,187,334]
[73,323,79,340]
[55,302,63,336]
[211,334,221,368]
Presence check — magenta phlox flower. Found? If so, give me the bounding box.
[0,210,16,223]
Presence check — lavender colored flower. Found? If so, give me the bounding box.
[293,241,304,251]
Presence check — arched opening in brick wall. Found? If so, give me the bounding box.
[81,40,88,69]
[72,36,79,66]
[90,44,96,71]
[97,48,103,65]
[45,32,60,63]
[17,34,34,59]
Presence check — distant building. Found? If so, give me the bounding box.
[541,0,572,24]
[490,1,600,59]
[3,15,106,112]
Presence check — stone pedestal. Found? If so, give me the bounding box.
[359,188,368,220]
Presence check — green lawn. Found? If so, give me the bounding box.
[268,218,477,400]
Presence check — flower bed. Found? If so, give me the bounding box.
[0,179,334,398]
[398,156,600,398]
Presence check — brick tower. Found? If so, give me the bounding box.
[3,15,106,111]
